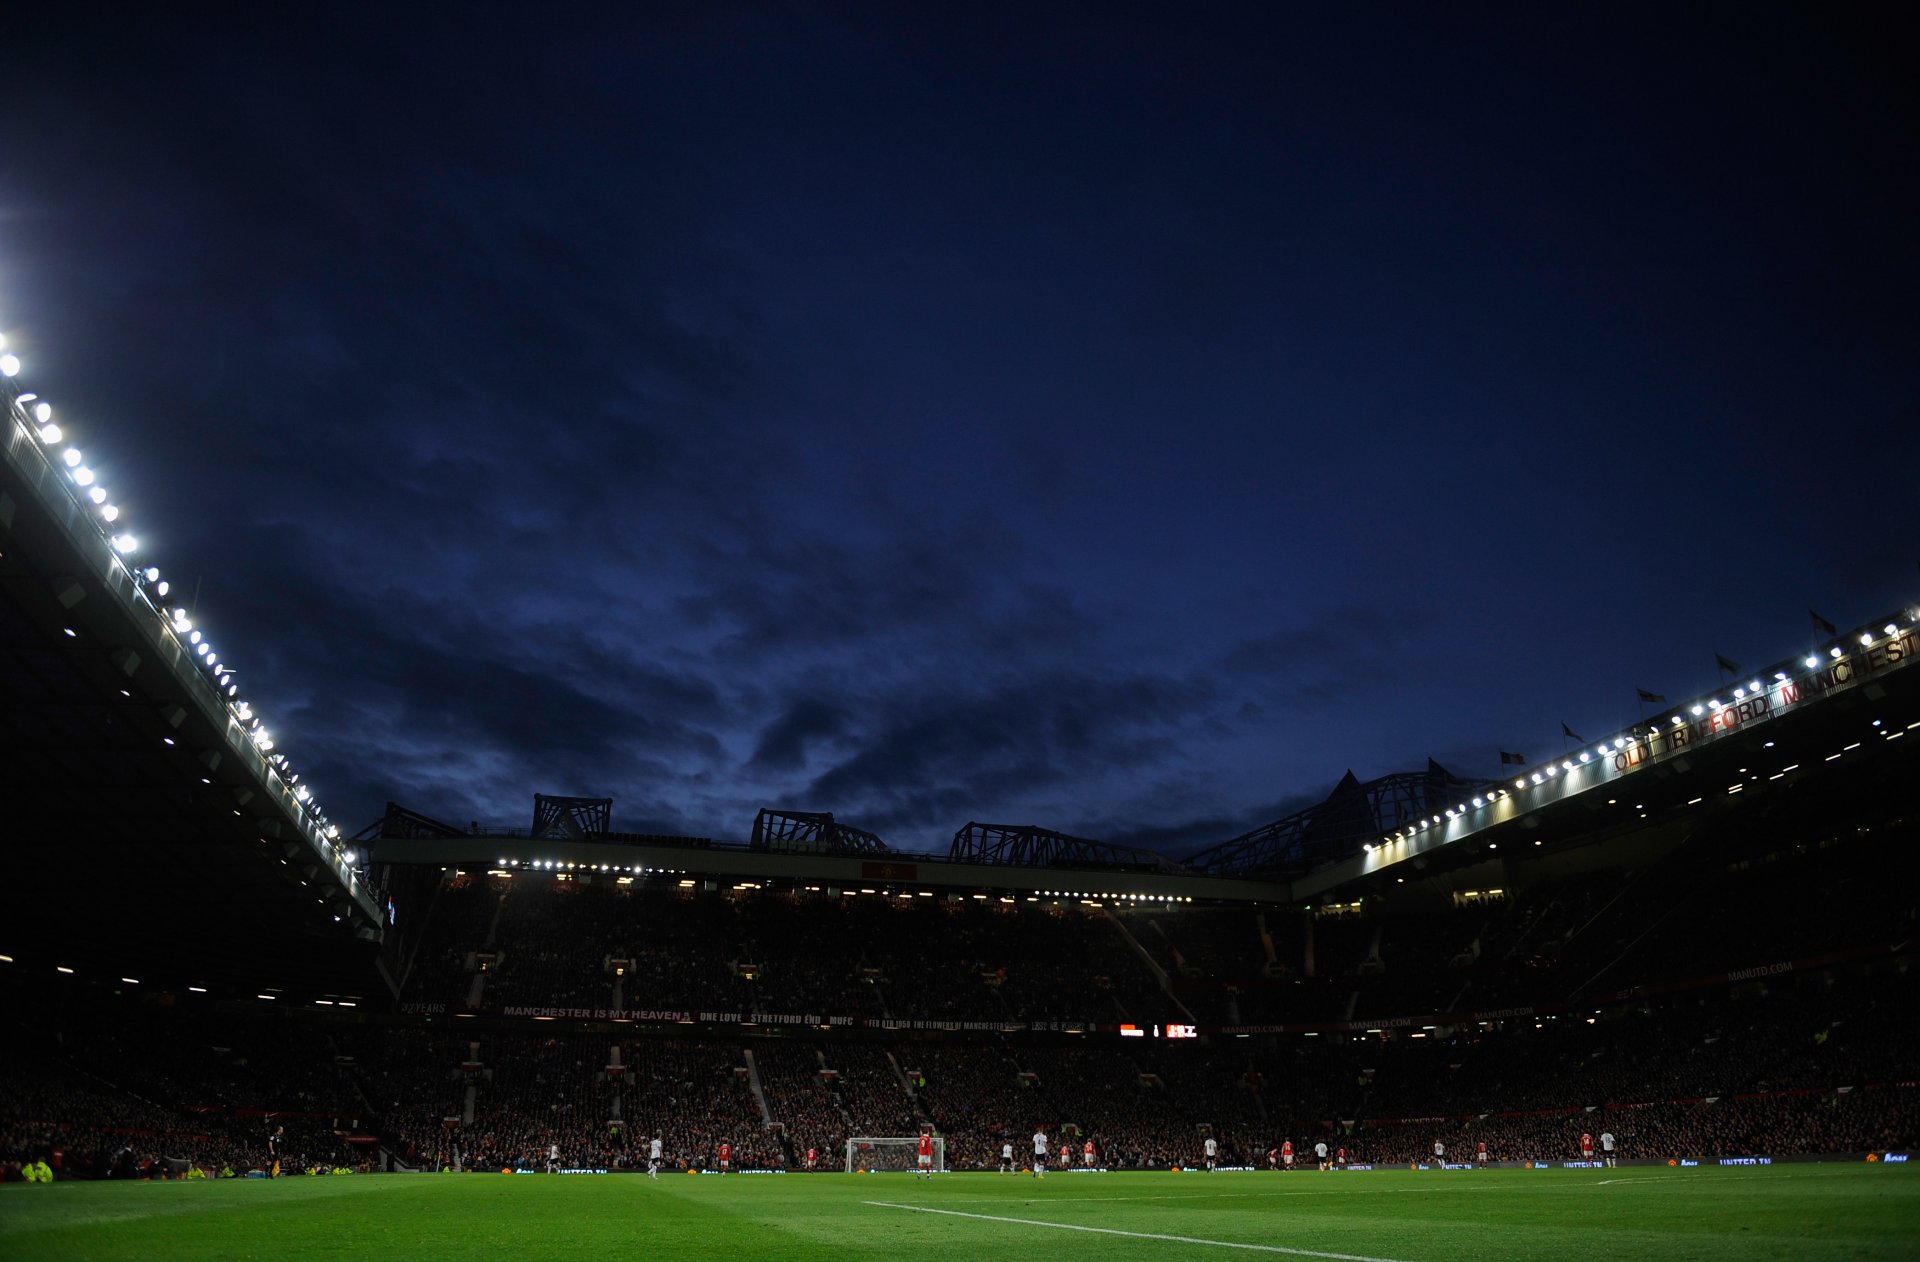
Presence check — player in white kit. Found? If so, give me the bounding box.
[648,1135,662,1179]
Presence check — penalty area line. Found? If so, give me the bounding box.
[863,1201,1412,1262]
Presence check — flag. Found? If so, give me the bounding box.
[1809,609,1837,637]
[1561,722,1584,743]
[1636,688,1665,704]
[1499,751,1527,766]
[1715,653,1741,676]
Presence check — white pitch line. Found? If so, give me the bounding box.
[864,1201,1412,1262]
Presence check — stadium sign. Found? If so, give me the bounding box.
[1610,632,1913,772]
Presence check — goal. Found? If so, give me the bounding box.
[845,1136,945,1173]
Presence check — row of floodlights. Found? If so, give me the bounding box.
[5,336,341,854]
[498,860,686,874]
[480,864,1192,904]
[1366,620,1907,853]
[5,955,360,1005]
[4,341,137,551]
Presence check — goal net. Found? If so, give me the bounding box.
[845,1136,945,1173]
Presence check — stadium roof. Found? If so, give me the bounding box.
[2,379,386,998]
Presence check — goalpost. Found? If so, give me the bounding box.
[845,1136,945,1173]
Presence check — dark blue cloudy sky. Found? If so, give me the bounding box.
[2,4,1915,852]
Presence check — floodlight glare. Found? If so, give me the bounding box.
[1886,624,1900,636]
[62,447,82,466]
[32,401,51,422]
[1748,681,1761,693]
[38,424,60,444]
[87,486,107,503]
[1830,646,1844,659]
[1860,632,1875,646]
[100,505,120,521]
[73,466,95,485]
[111,534,137,553]
[1805,655,1820,668]
[0,353,18,376]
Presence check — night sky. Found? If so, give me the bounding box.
[3,5,1915,853]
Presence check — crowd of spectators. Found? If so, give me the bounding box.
[8,802,1916,1182]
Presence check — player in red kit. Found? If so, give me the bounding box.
[804,1146,817,1171]
[917,1132,935,1180]
[1579,1132,1594,1163]
[717,1141,731,1174]
[1281,1139,1294,1170]
[1476,1140,1488,1166]
[1336,1146,1347,1169]
[1059,1143,1071,1168]
[1082,1139,1096,1167]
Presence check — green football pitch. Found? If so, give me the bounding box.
[2,1166,1915,1261]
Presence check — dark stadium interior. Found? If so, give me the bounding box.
[7,350,1920,1181]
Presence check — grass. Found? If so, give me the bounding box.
[1,1165,1915,1261]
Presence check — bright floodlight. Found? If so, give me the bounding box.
[87,486,106,503]
[37,424,60,443]
[72,466,95,485]
[0,353,18,376]
[100,505,119,521]
[1886,623,1900,636]
[342,849,356,864]
[32,401,50,422]
[111,534,137,554]
[61,448,82,466]
[143,566,160,582]
[1805,655,1820,668]
[1748,681,1761,693]
[1831,646,1844,658]
[1860,632,1874,646]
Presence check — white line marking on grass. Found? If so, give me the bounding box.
[864,1201,1413,1262]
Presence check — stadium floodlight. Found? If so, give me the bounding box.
[1514,778,1526,788]
[38,423,60,444]
[0,353,18,376]
[1860,632,1875,646]
[86,486,106,503]
[1672,715,1685,726]
[61,447,82,466]
[1708,699,1723,710]
[1748,681,1762,693]
[111,533,137,553]
[1805,655,1820,668]
[1579,751,1591,762]
[1886,623,1900,636]
[1830,646,1844,658]
[32,400,51,422]
[1734,687,1746,698]
[72,465,96,486]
